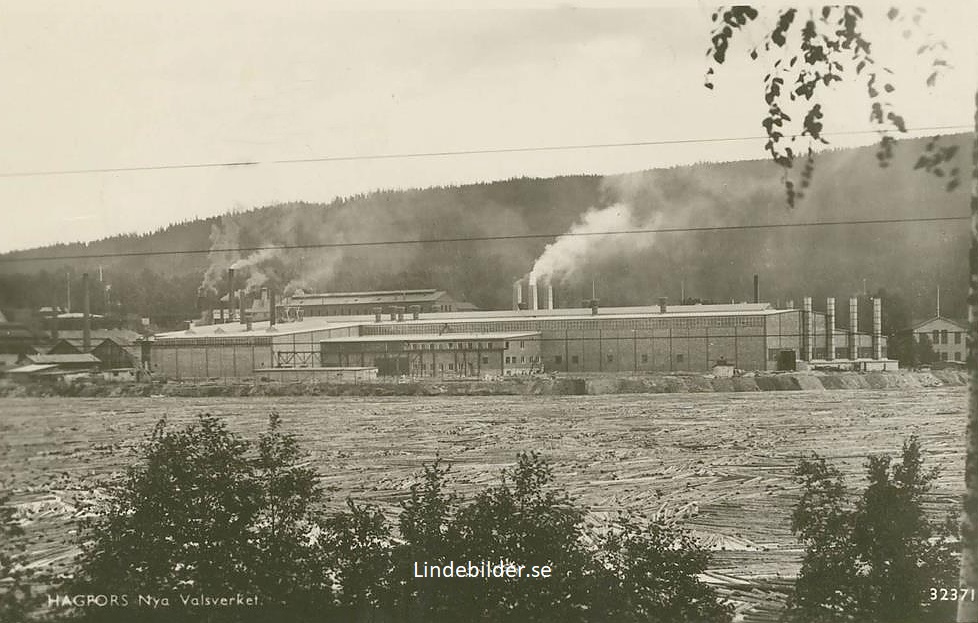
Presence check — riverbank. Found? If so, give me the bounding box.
[0,369,967,398]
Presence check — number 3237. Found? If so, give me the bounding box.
[929,588,975,601]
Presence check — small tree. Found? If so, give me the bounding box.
[787,436,958,623]
[71,413,332,623]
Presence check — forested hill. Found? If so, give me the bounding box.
[0,133,971,327]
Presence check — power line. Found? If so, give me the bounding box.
[0,124,970,179]
[0,214,966,264]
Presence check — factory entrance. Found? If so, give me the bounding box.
[374,355,409,376]
[776,349,797,372]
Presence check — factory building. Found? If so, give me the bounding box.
[150,284,891,379]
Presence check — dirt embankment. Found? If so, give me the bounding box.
[0,370,966,398]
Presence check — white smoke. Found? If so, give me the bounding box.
[528,203,661,282]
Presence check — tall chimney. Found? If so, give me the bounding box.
[528,281,538,311]
[546,284,554,310]
[268,289,277,327]
[872,297,882,359]
[590,299,599,316]
[826,297,836,360]
[226,268,235,323]
[753,274,759,304]
[848,296,858,359]
[658,297,668,314]
[802,297,813,361]
[82,272,91,351]
[513,280,523,311]
[238,290,246,325]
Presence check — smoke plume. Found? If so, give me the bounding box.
[528,203,662,283]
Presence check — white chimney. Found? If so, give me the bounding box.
[546,284,554,310]
[529,281,538,311]
[802,297,813,361]
[826,297,836,360]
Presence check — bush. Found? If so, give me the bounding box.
[785,436,958,623]
[65,414,731,623]
[70,413,333,623]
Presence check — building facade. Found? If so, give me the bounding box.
[910,316,967,363]
[150,301,886,379]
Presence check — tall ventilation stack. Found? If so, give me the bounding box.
[848,296,858,359]
[872,297,882,359]
[826,298,836,360]
[753,274,759,304]
[268,290,277,328]
[528,281,539,311]
[802,297,813,361]
[546,284,554,310]
[513,280,523,311]
[82,272,91,351]
[226,268,235,323]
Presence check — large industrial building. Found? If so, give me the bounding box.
[149,281,891,379]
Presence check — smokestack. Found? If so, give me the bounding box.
[802,297,813,361]
[513,280,523,311]
[658,297,668,314]
[269,289,276,327]
[872,297,882,359]
[226,268,235,323]
[753,274,759,304]
[590,299,599,316]
[546,284,554,310]
[529,281,539,311]
[238,290,246,325]
[82,273,91,351]
[826,297,836,360]
[849,296,858,359]
[373,307,382,323]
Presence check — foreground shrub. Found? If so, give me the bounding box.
[62,413,730,622]
[785,436,958,623]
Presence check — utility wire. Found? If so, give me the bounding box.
[0,124,970,179]
[0,215,966,264]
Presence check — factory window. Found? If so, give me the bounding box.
[941,330,948,344]
[520,356,525,364]
[520,341,525,349]
[439,364,444,372]
[933,330,940,343]
[571,355,579,364]
[555,355,562,364]
[606,354,614,363]
[448,363,455,370]
[940,352,948,361]
[641,354,648,363]
[676,354,684,364]
[955,352,963,361]
[955,332,962,344]
[482,356,489,364]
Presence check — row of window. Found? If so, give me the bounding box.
[551,353,668,365]
[504,356,540,364]
[408,341,502,351]
[921,330,963,345]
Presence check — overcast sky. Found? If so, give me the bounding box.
[0,0,974,252]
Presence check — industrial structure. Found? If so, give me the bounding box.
[149,275,894,379]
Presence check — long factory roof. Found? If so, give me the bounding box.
[321,331,540,344]
[153,303,792,341]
